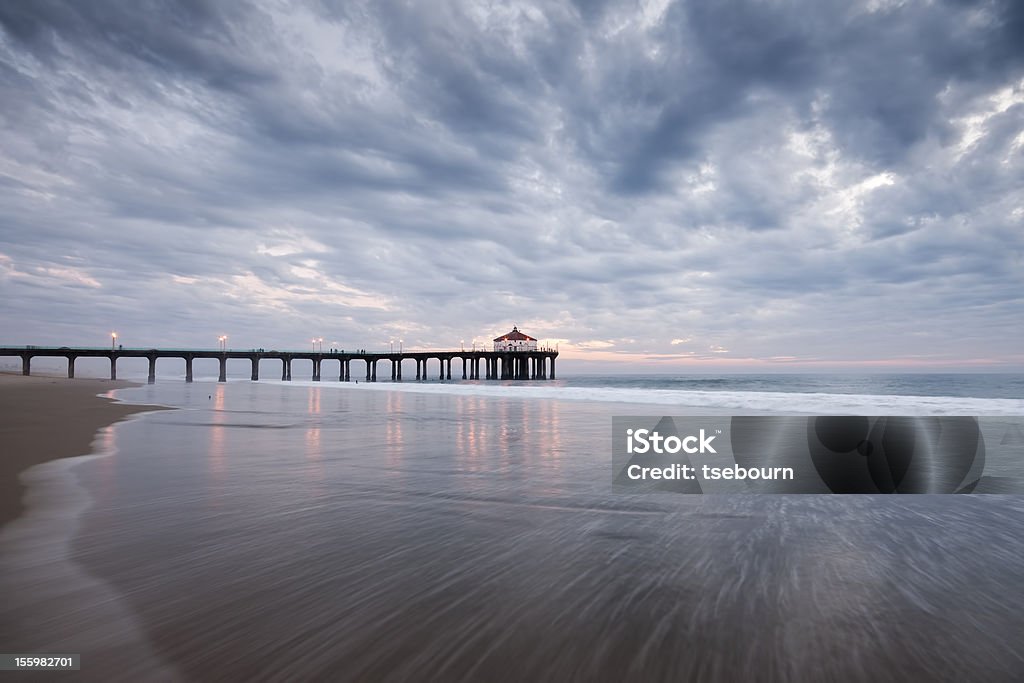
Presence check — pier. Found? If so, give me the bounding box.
[0,346,558,383]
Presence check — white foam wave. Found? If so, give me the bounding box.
[249,378,1024,415]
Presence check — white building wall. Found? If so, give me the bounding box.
[494,339,538,352]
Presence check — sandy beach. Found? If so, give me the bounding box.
[0,373,163,530]
[1,378,1023,680]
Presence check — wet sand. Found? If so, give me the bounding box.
[0,373,163,529]
[4,380,1024,680]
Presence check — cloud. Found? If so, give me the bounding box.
[0,0,1021,368]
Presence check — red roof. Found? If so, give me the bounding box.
[493,326,537,342]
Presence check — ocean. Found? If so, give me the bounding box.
[3,374,1024,681]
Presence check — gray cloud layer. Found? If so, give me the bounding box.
[1,0,1022,369]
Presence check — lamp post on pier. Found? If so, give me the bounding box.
[111,332,117,350]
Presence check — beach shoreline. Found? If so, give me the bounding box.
[0,373,168,530]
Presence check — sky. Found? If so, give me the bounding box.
[1,0,1022,372]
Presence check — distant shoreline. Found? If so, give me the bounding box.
[0,373,167,530]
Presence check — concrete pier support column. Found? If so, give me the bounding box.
[148,356,157,384]
[390,360,396,381]
[397,360,402,381]
[345,360,351,381]
[550,356,555,380]
[415,359,420,380]
[21,354,30,376]
[366,360,371,381]
[218,357,227,382]
[539,356,545,379]
[313,359,321,381]
[110,356,117,381]
[67,356,75,379]
[281,359,288,381]
[462,358,467,380]
[371,360,377,382]
[438,358,443,381]
[186,357,193,383]
[251,358,259,381]
[339,360,345,382]
[446,358,452,380]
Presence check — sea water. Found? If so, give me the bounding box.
[3,375,1024,681]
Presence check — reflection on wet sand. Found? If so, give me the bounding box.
[385,390,403,467]
[305,388,325,493]
[208,385,226,487]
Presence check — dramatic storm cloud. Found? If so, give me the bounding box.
[1,0,1022,370]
